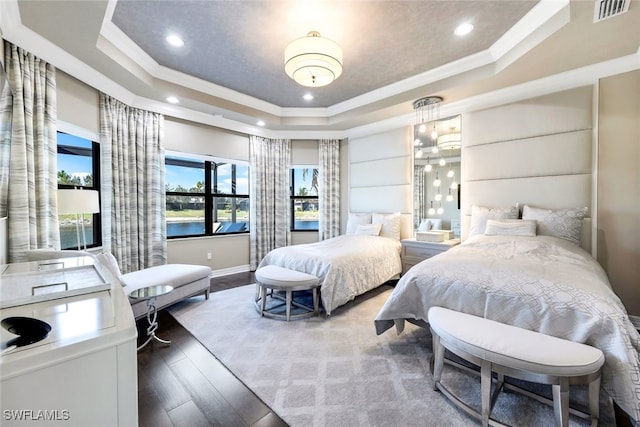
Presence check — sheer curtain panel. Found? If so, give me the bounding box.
[249,136,291,270]
[99,93,166,273]
[3,42,58,262]
[318,139,340,240]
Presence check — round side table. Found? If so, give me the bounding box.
[129,284,174,351]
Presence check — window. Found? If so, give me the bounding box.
[57,131,101,249]
[165,154,249,238]
[290,168,318,231]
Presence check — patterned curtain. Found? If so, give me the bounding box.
[249,135,290,270]
[99,93,166,273]
[414,165,425,229]
[318,139,340,240]
[3,42,58,262]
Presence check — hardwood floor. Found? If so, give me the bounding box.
[135,271,288,427]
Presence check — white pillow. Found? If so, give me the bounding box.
[95,251,126,286]
[484,219,537,237]
[469,205,519,237]
[417,219,431,231]
[345,213,371,235]
[522,205,588,246]
[354,223,382,236]
[372,212,401,241]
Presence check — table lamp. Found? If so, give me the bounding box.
[57,188,100,250]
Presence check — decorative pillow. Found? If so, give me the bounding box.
[417,219,431,231]
[522,205,588,246]
[484,219,537,237]
[372,212,401,241]
[469,205,519,237]
[354,223,382,236]
[430,219,443,230]
[345,213,372,235]
[95,251,126,286]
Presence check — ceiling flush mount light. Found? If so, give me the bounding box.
[165,34,184,47]
[454,22,474,36]
[303,93,314,101]
[284,31,343,87]
[256,120,266,127]
[166,96,179,104]
[437,132,462,150]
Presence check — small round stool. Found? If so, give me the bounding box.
[254,265,320,321]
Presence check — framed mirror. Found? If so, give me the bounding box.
[413,114,461,236]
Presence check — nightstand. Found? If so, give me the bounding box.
[401,238,460,274]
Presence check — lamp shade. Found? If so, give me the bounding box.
[58,189,100,215]
[284,31,343,87]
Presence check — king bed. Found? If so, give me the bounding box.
[374,206,640,422]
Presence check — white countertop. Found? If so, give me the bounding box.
[0,258,136,381]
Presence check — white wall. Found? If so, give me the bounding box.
[347,127,413,238]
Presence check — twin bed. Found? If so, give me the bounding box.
[257,212,405,316]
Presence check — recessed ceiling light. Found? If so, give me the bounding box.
[166,96,179,104]
[256,120,265,127]
[303,93,314,101]
[166,34,184,47]
[454,22,474,36]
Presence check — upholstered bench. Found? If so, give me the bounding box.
[254,265,320,321]
[427,306,605,427]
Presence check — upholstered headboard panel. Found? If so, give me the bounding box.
[348,127,414,240]
[461,86,594,252]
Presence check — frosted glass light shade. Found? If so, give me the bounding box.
[437,133,462,150]
[285,31,343,87]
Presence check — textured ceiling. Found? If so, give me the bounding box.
[6,0,640,133]
[110,0,536,108]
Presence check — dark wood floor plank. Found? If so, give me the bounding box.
[176,339,273,426]
[252,411,290,427]
[137,338,197,413]
[167,400,210,427]
[169,357,249,427]
[137,271,288,427]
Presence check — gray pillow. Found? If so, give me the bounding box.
[522,205,588,246]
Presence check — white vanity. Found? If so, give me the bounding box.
[0,256,138,426]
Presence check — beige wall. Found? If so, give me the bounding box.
[57,71,99,134]
[56,73,321,273]
[597,70,640,315]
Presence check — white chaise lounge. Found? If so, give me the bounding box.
[26,249,211,320]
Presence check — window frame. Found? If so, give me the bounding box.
[165,154,249,239]
[56,131,102,250]
[290,167,319,232]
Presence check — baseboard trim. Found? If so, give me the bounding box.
[629,315,640,331]
[210,264,250,278]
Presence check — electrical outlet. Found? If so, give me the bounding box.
[207,252,212,260]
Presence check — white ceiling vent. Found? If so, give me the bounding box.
[594,0,630,22]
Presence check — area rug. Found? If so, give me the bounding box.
[169,285,615,427]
